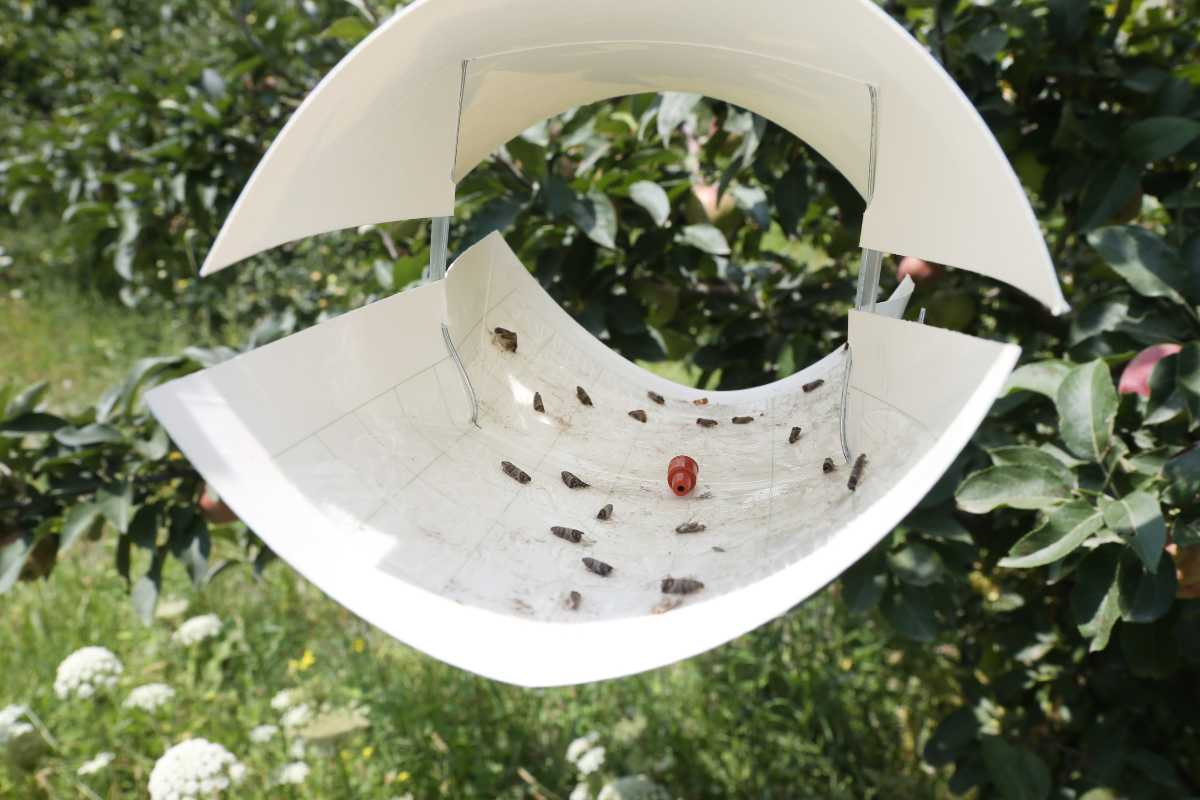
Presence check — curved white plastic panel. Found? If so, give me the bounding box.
[154,233,1019,686]
[199,0,1066,313]
[454,43,875,195]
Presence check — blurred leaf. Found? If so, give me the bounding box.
[0,533,34,594]
[676,224,730,256]
[841,548,887,613]
[169,509,211,588]
[956,466,1072,514]
[97,484,133,534]
[1118,551,1176,623]
[53,423,122,447]
[881,584,937,641]
[1003,361,1071,399]
[989,446,1077,487]
[889,543,944,586]
[1000,502,1103,569]
[1120,117,1200,162]
[571,191,618,250]
[1055,360,1117,462]
[1072,545,1122,651]
[1077,163,1139,232]
[4,381,47,417]
[981,736,1050,800]
[628,181,670,227]
[0,412,69,434]
[319,16,371,44]
[60,503,102,552]
[1163,446,1200,507]
[1087,226,1188,306]
[131,551,165,625]
[1101,491,1165,573]
[924,708,978,767]
[656,92,702,144]
[113,202,140,281]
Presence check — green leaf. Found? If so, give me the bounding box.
[60,503,102,552]
[0,533,34,594]
[1176,343,1200,398]
[4,381,47,417]
[570,191,618,250]
[1118,551,1177,623]
[841,551,887,614]
[1055,360,1117,462]
[881,584,937,641]
[53,423,123,447]
[1102,491,1166,572]
[1087,226,1188,306]
[131,551,165,625]
[0,412,69,434]
[889,543,944,586]
[97,484,134,534]
[1120,619,1181,679]
[628,181,670,227]
[988,446,1077,487]
[1078,163,1139,232]
[923,708,978,767]
[1003,361,1071,399]
[1000,502,1104,569]
[981,736,1051,800]
[1120,117,1200,162]
[956,466,1073,514]
[1162,445,1200,507]
[967,27,1008,62]
[319,16,371,44]
[676,224,730,256]
[1071,545,1122,651]
[170,509,211,588]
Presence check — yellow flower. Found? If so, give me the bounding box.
[352,638,365,654]
[288,649,316,673]
[109,28,124,41]
[397,770,410,783]
[361,746,374,760]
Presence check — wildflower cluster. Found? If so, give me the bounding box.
[53,646,124,700]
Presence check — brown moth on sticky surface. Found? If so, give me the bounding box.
[648,391,665,405]
[566,590,582,610]
[576,386,593,406]
[533,392,544,413]
[501,460,531,484]
[551,526,584,544]
[692,398,709,405]
[712,546,726,553]
[788,426,802,444]
[675,521,706,534]
[822,457,836,474]
[582,557,613,577]
[661,577,704,595]
[731,416,754,424]
[492,327,518,352]
[628,409,647,423]
[802,379,824,393]
[596,503,613,521]
[696,418,718,428]
[848,454,868,491]
[561,470,589,489]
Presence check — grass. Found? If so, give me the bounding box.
[1,538,956,799]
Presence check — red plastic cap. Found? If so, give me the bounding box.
[668,455,699,497]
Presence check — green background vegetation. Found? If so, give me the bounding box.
[2,0,1200,797]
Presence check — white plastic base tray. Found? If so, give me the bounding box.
[148,233,1018,686]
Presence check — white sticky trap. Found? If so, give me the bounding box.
[155,0,1067,685]
[149,233,1018,686]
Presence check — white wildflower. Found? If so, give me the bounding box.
[288,738,307,759]
[172,614,222,646]
[273,761,310,786]
[598,776,670,800]
[0,705,30,744]
[53,646,124,700]
[270,689,299,711]
[249,724,278,744]
[280,703,312,729]
[148,738,245,800]
[565,731,599,764]
[570,783,591,800]
[124,683,175,712]
[576,746,606,776]
[78,751,115,776]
